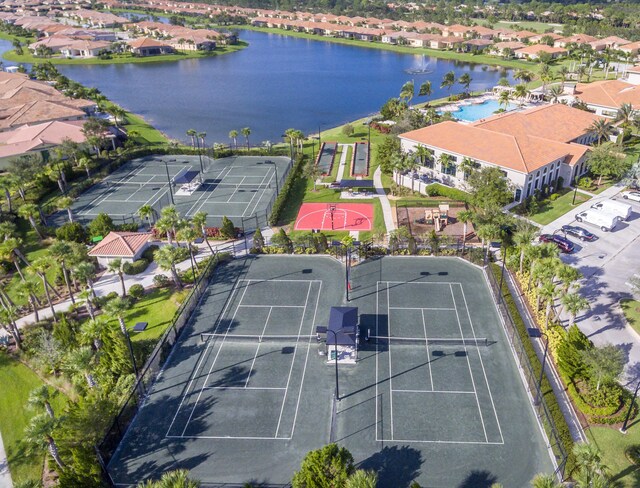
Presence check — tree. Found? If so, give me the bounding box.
[88,213,115,238]
[0,237,28,279]
[498,89,512,110]
[30,256,60,322]
[80,316,108,350]
[23,413,65,469]
[220,216,236,239]
[191,211,214,254]
[440,71,456,98]
[400,80,414,105]
[561,293,589,327]
[136,469,200,488]
[586,143,628,185]
[530,474,561,488]
[0,305,21,349]
[345,470,378,488]
[513,222,538,274]
[64,346,97,389]
[9,154,44,201]
[49,240,78,304]
[252,227,265,251]
[547,85,564,104]
[186,128,197,148]
[73,261,97,298]
[18,203,44,240]
[513,83,529,106]
[467,167,514,214]
[581,344,624,390]
[292,444,355,488]
[556,325,592,379]
[107,258,127,297]
[616,103,635,128]
[82,117,110,153]
[229,130,238,149]
[342,123,354,137]
[587,119,615,145]
[155,245,189,289]
[138,205,155,228]
[27,385,56,419]
[15,277,41,322]
[57,196,75,223]
[418,80,432,99]
[78,156,92,178]
[458,73,472,95]
[457,209,474,255]
[272,228,293,253]
[573,442,609,488]
[514,69,534,85]
[241,127,251,149]
[176,226,200,273]
[305,158,322,191]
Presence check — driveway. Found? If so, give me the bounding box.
[540,185,640,382]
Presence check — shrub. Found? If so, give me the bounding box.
[117,223,139,232]
[549,193,559,201]
[153,274,170,288]
[342,123,354,137]
[88,213,115,237]
[425,183,471,202]
[269,154,306,226]
[56,221,87,243]
[128,284,145,299]
[220,216,236,239]
[577,176,594,191]
[122,258,149,275]
[142,245,158,262]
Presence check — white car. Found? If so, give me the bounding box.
[621,191,640,202]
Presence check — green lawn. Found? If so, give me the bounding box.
[621,299,640,336]
[0,352,67,484]
[481,20,564,33]
[3,42,248,66]
[588,424,640,488]
[123,112,169,145]
[526,189,591,226]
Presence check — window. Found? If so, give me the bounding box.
[515,188,522,201]
[442,161,457,175]
[526,182,532,196]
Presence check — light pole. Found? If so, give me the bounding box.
[620,378,640,433]
[528,328,549,406]
[345,245,351,302]
[572,183,578,205]
[318,124,322,147]
[498,244,508,293]
[326,329,340,401]
[119,321,139,379]
[265,160,279,194]
[163,160,175,205]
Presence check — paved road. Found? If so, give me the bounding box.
[540,184,640,383]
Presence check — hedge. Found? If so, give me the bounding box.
[490,263,576,475]
[123,258,150,275]
[269,153,306,226]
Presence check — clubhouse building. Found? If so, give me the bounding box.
[399,104,605,203]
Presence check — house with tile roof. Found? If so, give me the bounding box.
[88,231,153,268]
[399,104,604,202]
[514,44,567,60]
[568,76,640,117]
[128,37,174,56]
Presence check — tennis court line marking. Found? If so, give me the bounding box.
[166,435,290,440]
[450,283,488,444]
[179,279,252,437]
[274,281,313,438]
[184,164,235,217]
[392,389,475,394]
[375,281,379,442]
[391,307,455,311]
[203,386,287,390]
[164,278,244,437]
[458,283,505,445]
[242,170,274,218]
[421,309,434,391]
[238,304,306,308]
[376,438,504,445]
[245,306,274,388]
[387,282,394,441]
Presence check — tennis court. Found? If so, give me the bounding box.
[58,155,291,229]
[107,256,556,487]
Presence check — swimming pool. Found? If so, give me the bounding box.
[447,99,517,122]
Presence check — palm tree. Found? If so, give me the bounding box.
[498,77,510,87]
[440,70,456,98]
[477,224,500,263]
[136,469,200,488]
[345,470,378,488]
[530,474,561,488]
[155,245,189,289]
[30,256,60,322]
[400,80,414,105]
[65,346,97,389]
[15,277,41,322]
[107,258,127,297]
[191,211,214,254]
[498,89,512,110]
[558,66,569,86]
[514,69,534,85]
[23,413,65,469]
[457,209,474,255]
[513,223,538,273]
[418,80,432,100]
[57,196,75,223]
[0,177,14,212]
[539,280,557,328]
[588,119,614,144]
[241,127,251,149]
[176,226,200,274]
[573,442,609,487]
[616,102,635,128]
[27,385,56,419]
[73,261,97,298]
[0,305,21,349]
[186,128,197,148]
[138,204,155,228]
[562,293,590,327]
[78,156,92,178]
[104,297,138,375]
[415,145,431,168]
[80,316,108,350]
[198,132,206,151]
[437,152,453,174]
[514,84,529,106]
[78,289,96,320]
[458,73,472,95]
[18,203,44,240]
[576,64,587,82]
[548,85,564,103]
[155,216,174,245]
[0,237,28,280]
[48,240,77,304]
[229,129,238,150]
[160,206,181,241]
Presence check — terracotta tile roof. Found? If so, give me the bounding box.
[0,120,86,158]
[400,105,598,174]
[599,35,631,46]
[492,41,525,50]
[515,44,567,55]
[557,34,598,44]
[574,79,640,110]
[128,37,171,48]
[88,231,152,257]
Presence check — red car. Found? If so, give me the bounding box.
[539,234,574,253]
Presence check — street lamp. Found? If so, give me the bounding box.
[572,182,578,205]
[528,328,549,406]
[498,244,508,293]
[265,160,279,194]
[620,378,640,434]
[326,329,340,401]
[118,320,139,379]
[163,160,175,205]
[318,123,322,147]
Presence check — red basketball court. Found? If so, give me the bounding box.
[294,203,373,231]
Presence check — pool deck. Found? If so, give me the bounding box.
[430,94,538,123]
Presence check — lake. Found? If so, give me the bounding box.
[3,31,514,144]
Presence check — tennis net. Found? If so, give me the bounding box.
[200,333,317,344]
[204,180,274,191]
[101,177,168,189]
[367,336,489,347]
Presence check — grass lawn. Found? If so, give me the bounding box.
[526,189,591,226]
[482,20,564,33]
[588,424,640,488]
[0,352,67,484]
[123,112,169,145]
[2,42,248,66]
[621,299,640,336]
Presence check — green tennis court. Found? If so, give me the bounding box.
[55,155,291,229]
[107,256,556,487]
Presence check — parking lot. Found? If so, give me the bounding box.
[540,186,640,380]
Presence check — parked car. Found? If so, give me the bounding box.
[539,234,575,253]
[560,225,596,242]
[591,199,633,221]
[621,191,640,203]
[575,210,618,232]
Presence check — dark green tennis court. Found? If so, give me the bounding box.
[56,155,291,229]
[107,256,556,487]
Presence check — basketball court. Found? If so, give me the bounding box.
[294,203,373,231]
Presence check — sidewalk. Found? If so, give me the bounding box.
[373,167,395,232]
[335,143,352,183]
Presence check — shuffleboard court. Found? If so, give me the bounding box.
[106,256,556,487]
[294,202,373,231]
[53,155,291,230]
[351,142,369,176]
[316,142,337,175]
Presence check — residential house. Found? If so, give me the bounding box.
[554,34,598,48]
[128,37,174,56]
[620,41,640,59]
[88,231,153,268]
[399,104,603,202]
[514,44,567,60]
[528,32,562,44]
[599,36,631,50]
[490,41,525,56]
[568,72,640,117]
[59,39,112,58]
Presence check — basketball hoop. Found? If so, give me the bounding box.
[327,204,337,230]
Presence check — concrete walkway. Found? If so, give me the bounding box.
[0,431,12,488]
[335,144,352,183]
[373,167,396,232]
